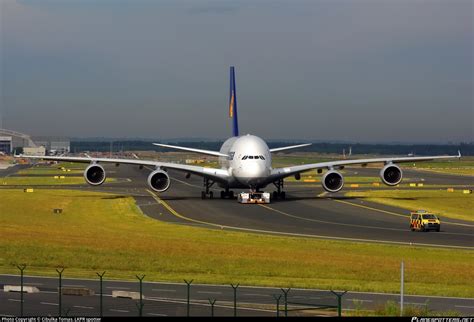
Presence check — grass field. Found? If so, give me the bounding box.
[401,159,474,176]
[0,188,473,298]
[345,190,474,222]
[0,177,115,185]
[17,168,83,175]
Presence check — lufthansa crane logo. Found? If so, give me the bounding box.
[229,92,235,118]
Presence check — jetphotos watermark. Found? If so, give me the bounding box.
[412,318,474,322]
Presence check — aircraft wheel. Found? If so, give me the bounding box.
[220,191,225,199]
[209,191,214,199]
[229,191,234,199]
[201,191,206,199]
[280,191,286,199]
[273,191,278,200]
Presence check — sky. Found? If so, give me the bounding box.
[0,0,472,143]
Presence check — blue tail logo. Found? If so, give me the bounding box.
[229,66,239,137]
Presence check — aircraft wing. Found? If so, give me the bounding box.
[268,151,461,182]
[152,143,228,158]
[269,143,312,153]
[15,155,230,183]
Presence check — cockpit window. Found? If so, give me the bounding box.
[241,155,265,160]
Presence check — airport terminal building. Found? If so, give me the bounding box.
[0,136,12,154]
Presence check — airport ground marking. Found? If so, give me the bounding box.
[332,198,474,228]
[258,204,471,237]
[259,204,408,233]
[164,172,473,228]
[146,190,473,250]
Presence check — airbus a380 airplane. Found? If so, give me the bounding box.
[17,67,461,202]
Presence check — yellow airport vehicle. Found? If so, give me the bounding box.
[410,210,440,232]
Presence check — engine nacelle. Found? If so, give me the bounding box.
[84,164,106,186]
[322,170,344,193]
[380,164,403,186]
[147,170,171,192]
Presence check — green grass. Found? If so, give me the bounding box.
[346,190,474,222]
[17,168,83,175]
[1,177,86,185]
[0,177,116,185]
[402,159,474,176]
[0,189,473,297]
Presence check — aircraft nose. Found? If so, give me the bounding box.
[244,161,267,178]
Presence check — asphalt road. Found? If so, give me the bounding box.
[1,275,473,316]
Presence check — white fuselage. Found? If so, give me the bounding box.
[218,134,272,189]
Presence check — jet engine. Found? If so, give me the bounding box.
[84,164,106,186]
[380,164,403,186]
[147,170,171,192]
[322,170,344,193]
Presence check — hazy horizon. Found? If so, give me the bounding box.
[1,0,473,143]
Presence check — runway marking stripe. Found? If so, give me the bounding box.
[41,302,58,306]
[144,296,276,313]
[74,305,94,309]
[333,199,473,228]
[147,190,473,250]
[259,204,409,232]
[106,286,130,290]
[197,291,222,294]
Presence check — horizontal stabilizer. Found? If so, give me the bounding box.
[153,143,229,158]
[269,143,312,153]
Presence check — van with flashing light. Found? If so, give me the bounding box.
[410,210,441,232]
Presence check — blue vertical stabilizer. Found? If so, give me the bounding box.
[229,66,239,137]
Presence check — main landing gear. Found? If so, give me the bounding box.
[201,178,215,199]
[220,189,235,199]
[272,179,286,200]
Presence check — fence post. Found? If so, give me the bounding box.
[330,290,347,317]
[184,279,193,317]
[17,264,26,317]
[281,288,291,317]
[56,267,65,317]
[208,299,216,317]
[231,284,239,317]
[96,271,106,317]
[400,261,404,316]
[273,294,282,317]
[136,275,145,317]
